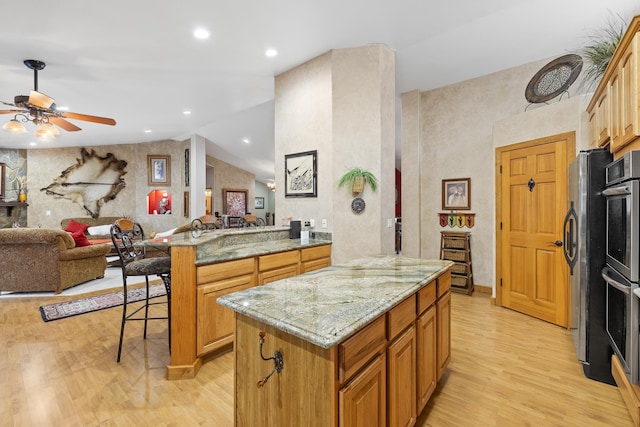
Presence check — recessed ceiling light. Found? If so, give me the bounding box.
[56,106,69,111]
[193,28,210,39]
[144,129,152,133]
[29,142,38,146]
[265,49,278,57]
[242,138,250,144]
[183,110,191,115]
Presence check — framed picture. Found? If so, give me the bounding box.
[223,188,248,217]
[442,178,471,210]
[147,155,171,186]
[184,148,190,187]
[255,196,265,209]
[0,163,4,199]
[184,191,190,217]
[285,150,317,198]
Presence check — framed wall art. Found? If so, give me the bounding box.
[147,155,171,186]
[223,188,248,217]
[255,196,264,209]
[284,150,317,198]
[442,177,471,210]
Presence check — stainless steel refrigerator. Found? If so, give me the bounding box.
[563,148,614,384]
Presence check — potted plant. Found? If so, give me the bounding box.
[338,167,378,194]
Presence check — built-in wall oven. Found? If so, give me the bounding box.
[603,151,640,384]
[602,266,639,383]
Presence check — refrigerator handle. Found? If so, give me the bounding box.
[563,201,578,275]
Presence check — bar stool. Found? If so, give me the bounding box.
[110,222,171,362]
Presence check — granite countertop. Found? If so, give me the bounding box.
[138,225,331,265]
[217,255,453,349]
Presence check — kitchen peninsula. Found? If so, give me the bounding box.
[154,226,332,380]
[218,255,453,427]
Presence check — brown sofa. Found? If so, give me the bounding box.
[0,228,111,294]
[60,217,121,242]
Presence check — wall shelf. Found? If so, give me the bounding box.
[0,202,28,216]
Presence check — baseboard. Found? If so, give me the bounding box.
[474,284,491,294]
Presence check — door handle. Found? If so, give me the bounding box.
[548,240,563,247]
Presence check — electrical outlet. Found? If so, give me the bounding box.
[304,221,310,227]
[387,218,393,228]
[309,219,315,228]
[321,219,327,228]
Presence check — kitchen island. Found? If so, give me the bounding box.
[217,255,453,427]
[152,226,332,380]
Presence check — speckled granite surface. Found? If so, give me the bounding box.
[217,255,453,349]
[139,226,331,264]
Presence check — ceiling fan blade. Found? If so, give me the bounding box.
[49,116,82,132]
[28,90,55,109]
[0,109,24,114]
[62,111,116,126]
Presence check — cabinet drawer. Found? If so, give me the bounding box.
[258,250,300,271]
[339,315,386,384]
[387,295,416,340]
[437,271,451,298]
[197,258,255,284]
[417,280,436,315]
[301,244,331,262]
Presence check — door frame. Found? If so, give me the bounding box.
[494,132,576,308]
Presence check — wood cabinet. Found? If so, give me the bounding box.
[436,272,452,381]
[587,17,640,156]
[301,244,332,273]
[340,354,387,427]
[416,280,437,413]
[258,250,300,284]
[230,267,451,426]
[387,324,416,427]
[168,243,331,380]
[588,85,610,148]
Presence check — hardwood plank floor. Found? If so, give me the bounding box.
[0,290,633,426]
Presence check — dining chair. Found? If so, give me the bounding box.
[110,222,171,362]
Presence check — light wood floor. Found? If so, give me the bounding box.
[0,290,633,426]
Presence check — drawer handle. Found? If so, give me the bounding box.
[257,331,284,388]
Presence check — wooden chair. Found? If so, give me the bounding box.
[110,222,172,362]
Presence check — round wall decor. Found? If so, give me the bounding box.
[525,54,583,104]
[351,197,366,214]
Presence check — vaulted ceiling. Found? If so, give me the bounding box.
[0,0,636,182]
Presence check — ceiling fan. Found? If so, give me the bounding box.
[0,59,116,139]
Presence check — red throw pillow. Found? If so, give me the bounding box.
[71,230,91,247]
[65,219,89,234]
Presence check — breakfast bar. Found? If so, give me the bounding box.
[153,226,332,380]
[217,255,453,427]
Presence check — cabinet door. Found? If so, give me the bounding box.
[436,291,451,381]
[387,325,416,427]
[258,264,299,284]
[340,353,386,427]
[621,33,640,147]
[301,257,331,273]
[416,305,437,413]
[594,87,610,147]
[197,274,254,356]
[610,68,623,151]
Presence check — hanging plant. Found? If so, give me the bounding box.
[575,13,627,92]
[338,167,378,195]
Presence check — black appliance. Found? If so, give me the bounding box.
[563,148,614,384]
[601,150,640,385]
[289,220,301,239]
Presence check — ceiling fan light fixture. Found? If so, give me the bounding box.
[2,118,27,134]
[34,123,59,139]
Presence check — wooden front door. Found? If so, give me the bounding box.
[496,133,574,327]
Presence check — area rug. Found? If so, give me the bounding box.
[39,283,167,322]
